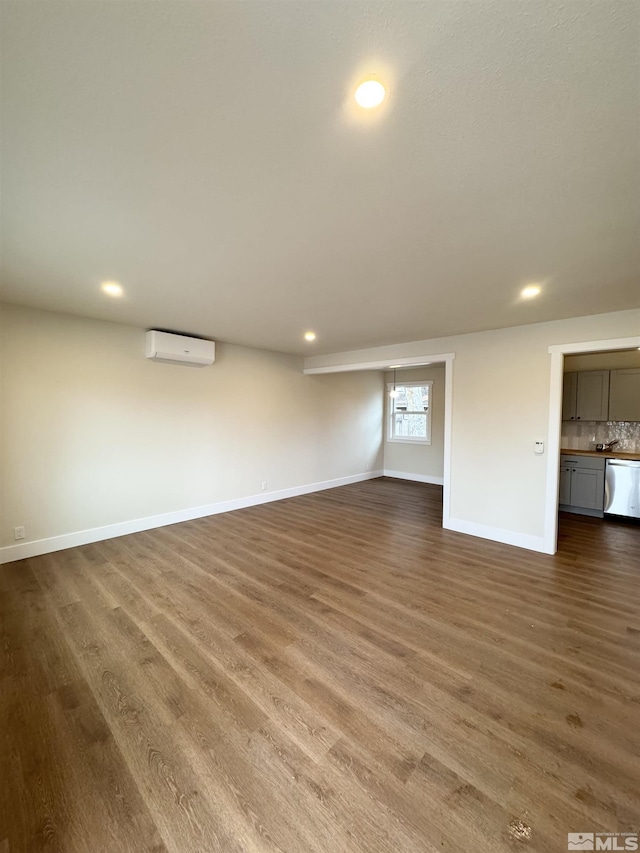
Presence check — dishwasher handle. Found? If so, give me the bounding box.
[606,460,640,467]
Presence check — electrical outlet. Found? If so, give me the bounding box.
[14,526,25,540]
[261,481,267,491]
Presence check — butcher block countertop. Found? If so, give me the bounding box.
[561,448,640,461]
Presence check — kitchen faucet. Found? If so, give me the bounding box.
[596,439,620,452]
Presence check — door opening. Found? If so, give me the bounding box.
[545,336,640,554]
[304,352,455,532]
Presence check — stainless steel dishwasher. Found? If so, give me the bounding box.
[604,459,640,519]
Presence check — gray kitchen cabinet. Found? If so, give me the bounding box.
[559,455,605,515]
[559,464,572,505]
[608,368,640,422]
[562,372,578,421]
[563,370,610,421]
[576,371,610,421]
[570,468,604,509]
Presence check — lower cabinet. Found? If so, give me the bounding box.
[559,455,605,516]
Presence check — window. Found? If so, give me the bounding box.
[387,380,432,444]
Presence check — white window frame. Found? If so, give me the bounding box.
[387,380,433,445]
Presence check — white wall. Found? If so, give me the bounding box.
[0,304,384,556]
[305,309,640,551]
[383,366,445,482]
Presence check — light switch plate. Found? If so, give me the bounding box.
[534,441,544,454]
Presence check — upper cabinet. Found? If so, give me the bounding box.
[563,368,640,422]
[563,370,610,421]
[576,370,610,421]
[562,372,578,421]
[609,369,640,422]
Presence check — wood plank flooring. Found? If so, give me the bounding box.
[1,477,639,852]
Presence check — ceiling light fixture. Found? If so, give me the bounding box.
[389,367,400,398]
[304,331,316,342]
[101,280,124,297]
[355,79,386,109]
[521,284,541,299]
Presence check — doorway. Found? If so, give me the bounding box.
[544,335,640,554]
[304,351,455,532]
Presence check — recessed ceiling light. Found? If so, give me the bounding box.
[304,331,316,342]
[101,280,124,297]
[521,284,541,299]
[355,79,386,109]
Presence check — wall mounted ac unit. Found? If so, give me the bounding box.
[145,330,215,366]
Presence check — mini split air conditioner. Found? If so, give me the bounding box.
[145,330,215,366]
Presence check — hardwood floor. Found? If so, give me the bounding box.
[1,478,639,852]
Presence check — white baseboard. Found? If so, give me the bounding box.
[0,470,384,565]
[383,470,444,486]
[384,474,547,554]
[444,516,548,554]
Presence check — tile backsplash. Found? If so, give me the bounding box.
[562,421,640,452]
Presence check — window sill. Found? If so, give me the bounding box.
[387,438,432,445]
